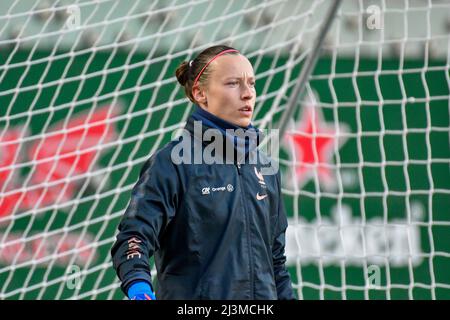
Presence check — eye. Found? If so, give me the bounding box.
[227,81,239,86]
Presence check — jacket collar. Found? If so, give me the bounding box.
[184,106,265,164]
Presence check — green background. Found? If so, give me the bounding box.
[0,48,449,299]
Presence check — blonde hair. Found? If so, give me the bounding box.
[175,45,240,104]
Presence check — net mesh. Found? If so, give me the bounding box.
[0,0,449,299]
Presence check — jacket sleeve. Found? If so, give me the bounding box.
[272,171,296,300]
[110,149,181,296]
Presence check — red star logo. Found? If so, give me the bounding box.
[0,104,120,220]
[284,95,348,188]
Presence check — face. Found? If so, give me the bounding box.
[194,54,256,127]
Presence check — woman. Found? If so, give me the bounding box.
[111,45,295,300]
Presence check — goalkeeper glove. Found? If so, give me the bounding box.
[128,281,156,300]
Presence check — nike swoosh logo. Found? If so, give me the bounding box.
[256,193,268,200]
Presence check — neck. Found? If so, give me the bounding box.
[192,105,251,131]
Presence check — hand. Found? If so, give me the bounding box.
[131,292,156,300]
[128,281,157,300]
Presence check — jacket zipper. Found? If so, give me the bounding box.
[236,161,255,299]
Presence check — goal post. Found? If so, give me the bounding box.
[0,0,449,300]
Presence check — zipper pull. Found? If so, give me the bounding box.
[236,162,242,174]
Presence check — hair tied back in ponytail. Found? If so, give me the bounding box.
[175,61,190,86]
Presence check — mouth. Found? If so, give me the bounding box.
[238,105,253,115]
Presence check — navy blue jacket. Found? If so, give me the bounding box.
[111,115,295,300]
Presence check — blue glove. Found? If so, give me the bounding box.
[128,281,157,300]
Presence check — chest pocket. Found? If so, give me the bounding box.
[186,164,241,227]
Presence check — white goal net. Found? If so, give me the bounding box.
[0,0,449,299]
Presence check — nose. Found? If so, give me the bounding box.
[241,83,254,100]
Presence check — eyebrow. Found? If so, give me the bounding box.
[224,76,255,81]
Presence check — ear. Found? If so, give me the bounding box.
[192,85,208,107]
